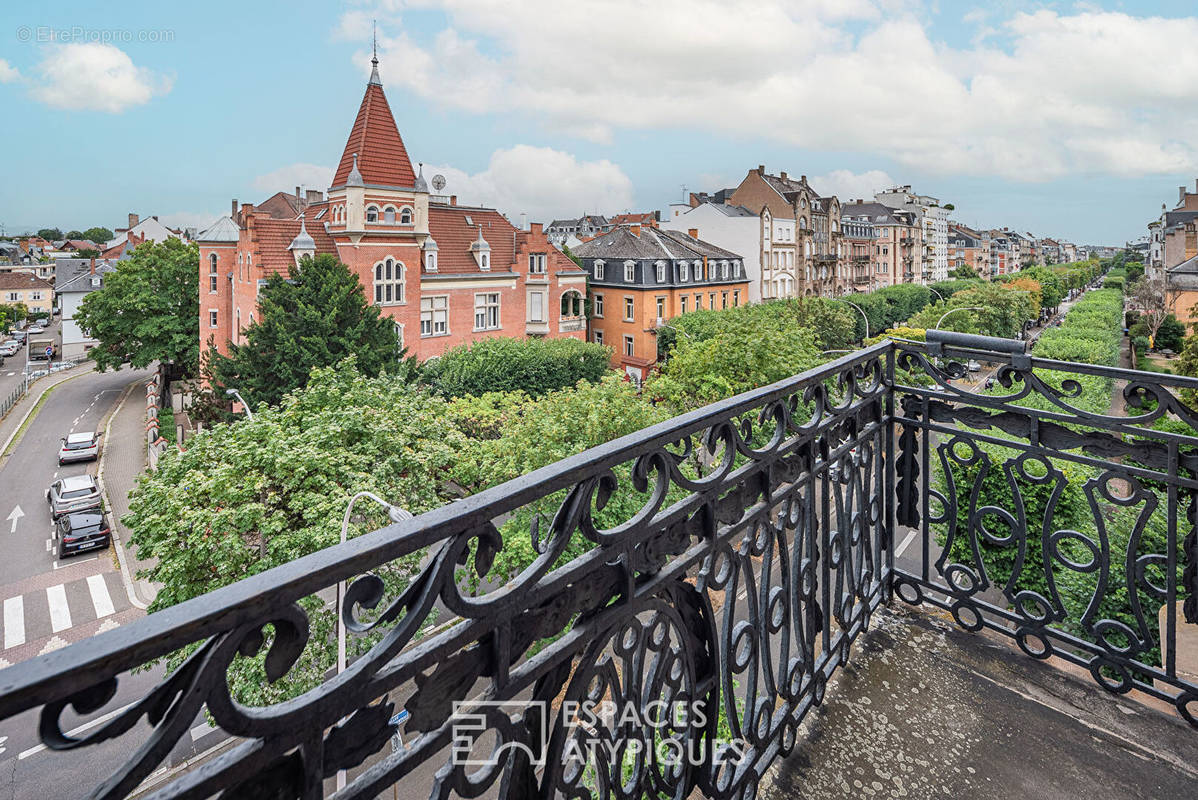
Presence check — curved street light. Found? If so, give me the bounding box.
[925,286,946,303]
[224,388,254,421]
[653,320,693,341]
[936,306,985,329]
[830,297,870,339]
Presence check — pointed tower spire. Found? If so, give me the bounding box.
[369,20,382,85]
[415,161,428,193]
[347,152,364,187]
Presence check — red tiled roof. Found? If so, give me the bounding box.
[332,81,417,188]
[609,212,657,226]
[428,205,517,274]
[252,203,337,271]
[0,272,52,291]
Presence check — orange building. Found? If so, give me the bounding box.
[573,225,749,384]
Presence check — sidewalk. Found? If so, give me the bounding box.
[97,375,160,608]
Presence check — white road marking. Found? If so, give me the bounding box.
[45,538,51,552]
[6,505,23,533]
[190,720,217,741]
[3,597,25,648]
[895,529,919,558]
[46,585,71,632]
[5,372,13,377]
[18,700,136,759]
[87,575,115,618]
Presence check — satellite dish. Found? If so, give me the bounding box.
[432,174,446,191]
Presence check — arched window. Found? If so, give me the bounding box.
[655,261,666,283]
[373,258,404,305]
[208,253,218,274]
[594,260,605,280]
[366,205,379,223]
[383,206,396,224]
[561,290,584,317]
[680,261,689,281]
[400,207,413,225]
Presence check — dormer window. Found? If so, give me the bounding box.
[425,252,437,272]
[623,260,635,282]
[680,262,689,281]
[655,261,666,283]
[694,260,703,280]
[594,260,605,280]
[367,206,379,223]
[720,260,729,279]
[400,207,413,225]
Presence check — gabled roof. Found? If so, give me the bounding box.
[250,203,337,271]
[56,261,117,294]
[572,226,743,262]
[841,202,907,225]
[332,67,418,189]
[1169,254,1198,275]
[197,216,240,243]
[0,272,52,291]
[427,205,517,274]
[609,212,658,226]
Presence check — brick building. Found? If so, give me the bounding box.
[197,56,586,363]
[573,225,748,384]
[840,202,921,287]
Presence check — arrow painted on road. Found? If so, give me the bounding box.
[7,505,24,534]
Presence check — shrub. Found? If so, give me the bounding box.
[422,336,612,398]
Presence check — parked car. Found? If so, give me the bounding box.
[11,330,26,343]
[35,317,49,327]
[46,475,103,519]
[0,341,18,357]
[59,431,100,465]
[967,360,982,372]
[54,511,111,557]
[26,325,44,335]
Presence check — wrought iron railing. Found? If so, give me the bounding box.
[0,335,1194,799]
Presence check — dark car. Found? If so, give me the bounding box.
[55,511,111,557]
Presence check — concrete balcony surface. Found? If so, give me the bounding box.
[761,605,1198,800]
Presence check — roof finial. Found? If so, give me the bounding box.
[368,20,382,85]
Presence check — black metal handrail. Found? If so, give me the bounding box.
[0,337,1194,799]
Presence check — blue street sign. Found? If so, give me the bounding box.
[389,709,409,727]
[44,346,53,358]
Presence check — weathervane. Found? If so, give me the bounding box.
[372,19,378,66]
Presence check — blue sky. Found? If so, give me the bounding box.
[1,1,1196,244]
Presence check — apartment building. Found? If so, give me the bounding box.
[573,225,748,384]
[841,201,921,286]
[874,186,948,283]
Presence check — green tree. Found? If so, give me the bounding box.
[125,361,467,704]
[64,230,84,239]
[422,336,612,398]
[81,226,114,244]
[948,263,977,279]
[75,248,101,259]
[647,315,820,411]
[1156,315,1186,352]
[206,253,403,408]
[75,238,200,373]
[0,303,29,334]
[37,227,62,240]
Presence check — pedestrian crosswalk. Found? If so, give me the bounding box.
[1,572,127,651]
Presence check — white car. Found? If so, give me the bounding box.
[59,431,100,465]
[27,325,44,334]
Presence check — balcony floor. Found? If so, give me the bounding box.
[761,604,1198,800]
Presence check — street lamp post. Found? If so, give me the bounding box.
[653,320,693,341]
[224,388,254,420]
[336,491,412,790]
[925,287,946,303]
[830,298,870,340]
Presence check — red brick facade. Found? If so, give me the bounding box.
[198,61,586,364]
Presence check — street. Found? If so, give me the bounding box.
[0,316,63,404]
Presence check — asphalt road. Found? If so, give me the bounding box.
[0,317,62,404]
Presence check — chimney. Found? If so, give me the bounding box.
[757,164,765,175]
[306,189,322,204]
[295,185,301,198]
[450,195,457,206]
[89,257,96,275]
[530,222,543,235]
[128,213,139,229]
[780,171,788,181]
[520,212,528,231]
[801,175,807,183]
[1180,186,1186,205]
[231,198,239,218]
[688,228,699,240]
[152,215,158,222]
[630,224,641,237]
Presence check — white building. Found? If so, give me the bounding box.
[662,201,796,303]
[874,186,948,283]
[103,213,180,251]
[54,258,116,359]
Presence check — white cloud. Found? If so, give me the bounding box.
[347,2,1198,179]
[0,59,19,83]
[30,43,171,112]
[424,145,634,222]
[811,169,898,202]
[251,163,335,194]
